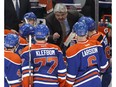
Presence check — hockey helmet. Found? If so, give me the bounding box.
[34,24,50,39]
[78,16,87,22]
[4,34,19,48]
[19,24,35,38]
[23,12,37,21]
[73,22,88,36]
[78,16,95,31]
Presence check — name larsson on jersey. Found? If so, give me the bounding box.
[36,49,56,56]
[82,47,98,57]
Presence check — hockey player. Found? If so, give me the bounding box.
[65,22,109,87]
[79,16,111,87]
[6,14,37,56]
[23,12,37,26]
[21,24,66,87]
[17,12,37,54]
[19,23,35,42]
[4,34,22,87]
[19,11,37,31]
[16,23,36,55]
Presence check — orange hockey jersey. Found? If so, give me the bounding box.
[4,50,22,87]
[88,31,111,59]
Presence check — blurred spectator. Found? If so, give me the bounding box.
[5,0,31,31]
[53,0,95,19]
[29,0,54,18]
[39,0,53,14]
[80,0,95,20]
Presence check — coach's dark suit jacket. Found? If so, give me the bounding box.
[5,0,31,31]
[45,10,83,48]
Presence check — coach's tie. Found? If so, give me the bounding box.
[60,21,66,42]
[16,0,19,17]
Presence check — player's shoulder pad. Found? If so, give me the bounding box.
[21,45,29,54]
[5,52,22,64]
[66,44,79,58]
[49,43,62,51]
[19,36,28,44]
[89,39,102,46]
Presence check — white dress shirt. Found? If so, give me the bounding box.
[12,0,20,10]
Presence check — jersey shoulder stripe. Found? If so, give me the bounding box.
[89,32,105,41]
[66,40,102,58]
[19,36,28,45]
[5,51,21,65]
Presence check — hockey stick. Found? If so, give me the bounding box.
[64,32,76,47]
[24,18,33,87]
[29,35,32,87]
[24,18,28,24]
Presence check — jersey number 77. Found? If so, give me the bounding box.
[34,57,58,74]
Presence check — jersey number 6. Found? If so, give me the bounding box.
[87,55,97,67]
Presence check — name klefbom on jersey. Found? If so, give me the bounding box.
[36,50,55,56]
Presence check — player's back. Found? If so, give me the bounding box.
[88,31,108,48]
[21,42,66,87]
[88,32,105,43]
[31,43,63,75]
[89,31,111,59]
[66,40,108,87]
[4,50,22,87]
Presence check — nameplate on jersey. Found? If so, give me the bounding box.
[36,49,55,56]
[82,47,98,57]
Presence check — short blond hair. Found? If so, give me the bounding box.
[54,3,67,13]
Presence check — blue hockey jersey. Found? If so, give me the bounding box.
[4,50,22,87]
[65,40,109,87]
[88,31,111,59]
[21,42,66,87]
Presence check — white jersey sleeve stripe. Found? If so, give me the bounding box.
[34,74,57,79]
[22,66,33,70]
[74,75,100,87]
[67,73,76,78]
[66,80,74,85]
[100,61,109,69]
[58,69,67,73]
[58,76,66,80]
[34,81,58,85]
[77,68,99,79]
[22,73,33,78]
[7,78,21,84]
